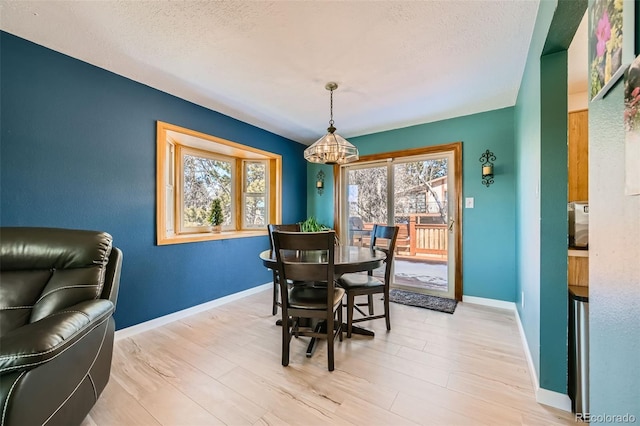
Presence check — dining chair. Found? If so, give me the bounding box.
[267,223,301,315]
[272,230,344,371]
[338,224,399,338]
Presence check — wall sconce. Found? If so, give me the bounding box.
[316,170,325,195]
[479,149,496,187]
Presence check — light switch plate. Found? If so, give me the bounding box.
[465,197,474,208]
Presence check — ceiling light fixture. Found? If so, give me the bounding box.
[304,82,359,165]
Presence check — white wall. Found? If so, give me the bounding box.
[589,78,640,416]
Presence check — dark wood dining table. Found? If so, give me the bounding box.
[259,245,386,355]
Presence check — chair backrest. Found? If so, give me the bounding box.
[267,223,301,250]
[370,224,400,284]
[0,227,119,335]
[272,231,336,306]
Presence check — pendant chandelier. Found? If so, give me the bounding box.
[304,82,359,165]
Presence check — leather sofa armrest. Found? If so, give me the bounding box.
[102,247,122,307]
[0,299,114,374]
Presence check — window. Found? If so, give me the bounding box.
[242,161,267,229]
[157,121,281,245]
[180,148,235,233]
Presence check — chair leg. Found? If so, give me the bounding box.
[272,272,279,315]
[281,313,290,367]
[272,284,278,315]
[326,316,334,371]
[384,292,391,331]
[367,294,374,315]
[347,293,354,338]
[337,303,343,342]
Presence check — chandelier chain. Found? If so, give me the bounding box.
[329,88,334,127]
[303,81,358,164]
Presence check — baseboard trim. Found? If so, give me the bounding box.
[514,307,572,412]
[465,295,571,413]
[462,295,516,311]
[536,387,572,412]
[514,307,541,392]
[114,283,272,341]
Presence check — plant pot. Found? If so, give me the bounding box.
[211,225,222,233]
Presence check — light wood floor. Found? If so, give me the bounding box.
[83,290,576,425]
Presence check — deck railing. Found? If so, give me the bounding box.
[409,222,447,256]
[356,213,448,258]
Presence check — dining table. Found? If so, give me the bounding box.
[259,245,386,356]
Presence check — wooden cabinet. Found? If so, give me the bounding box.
[568,110,588,202]
[568,249,589,287]
[568,110,589,287]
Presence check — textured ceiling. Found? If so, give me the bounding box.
[1,0,582,145]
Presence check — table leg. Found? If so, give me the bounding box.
[276,318,321,356]
[306,323,375,358]
[305,322,325,357]
[343,323,375,337]
[279,318,374,355]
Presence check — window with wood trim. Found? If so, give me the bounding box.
[156,121,281,245]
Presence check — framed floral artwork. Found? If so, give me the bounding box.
[589,0,635,101]
[624,56,640,196]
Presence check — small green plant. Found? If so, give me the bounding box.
[208,198,224,226]
[299,216,341,245]
[299,216,329,232]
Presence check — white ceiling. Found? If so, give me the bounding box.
[0,1,586,145]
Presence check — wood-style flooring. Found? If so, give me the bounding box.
[82,290,577,425]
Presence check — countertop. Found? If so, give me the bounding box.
[568,247,589,257]
[569,285,589,302]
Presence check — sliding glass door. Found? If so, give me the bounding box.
[339,147,460,299]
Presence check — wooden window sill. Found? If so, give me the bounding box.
[157,230,268,245]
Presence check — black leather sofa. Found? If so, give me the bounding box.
[0,227,122,426]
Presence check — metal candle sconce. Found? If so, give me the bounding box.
[479,150,496,187]
[316,170,325,195]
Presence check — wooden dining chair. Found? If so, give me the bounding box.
[338,224,399,338]
[272,230,344,371]
[267,223,301,315]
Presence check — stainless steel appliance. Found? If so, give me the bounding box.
[569,201,589,248]
[568,286,589,416]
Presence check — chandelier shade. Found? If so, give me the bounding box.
[304,131,359,165]
[304,82,359,165]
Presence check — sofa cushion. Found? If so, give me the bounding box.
[0,228,113,331]
[0,228,112,271]
[0,271,51,335]
[0,299,114,373]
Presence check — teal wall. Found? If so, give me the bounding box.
[514,0,555,381]
[308,107,517,302]
[588,2,640,418]
[515,0,591,398]
[307,163,336,228]
[539,50,569,393]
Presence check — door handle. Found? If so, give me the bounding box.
[448,219,455,232]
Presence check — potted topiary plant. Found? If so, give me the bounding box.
[208,198,224,233]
